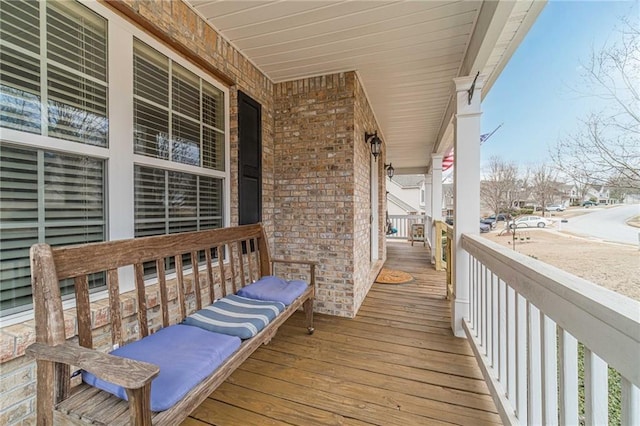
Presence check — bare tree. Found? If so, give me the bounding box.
[481,156,520,215]
[529,165,559,214]
[550,19,640,189]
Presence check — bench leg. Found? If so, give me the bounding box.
[304,297,314,335]
[126,384,152,426]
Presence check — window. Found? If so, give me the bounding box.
[0,0,108,145]
[0,144,105,315]
[133,39,225,240]
[0,1,229,319]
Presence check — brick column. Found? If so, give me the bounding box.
[452,75,484,337]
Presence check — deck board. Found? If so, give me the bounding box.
[186,240,499,425]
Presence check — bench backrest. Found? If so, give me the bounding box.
[31,224,272,353]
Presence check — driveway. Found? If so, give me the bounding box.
[560,204,640,245]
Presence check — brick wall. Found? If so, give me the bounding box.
[353,74,387,312]
[273,72,385,317]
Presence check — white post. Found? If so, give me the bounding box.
[451,74,484,337]
[424,176,433,248]
[431,155,443,264]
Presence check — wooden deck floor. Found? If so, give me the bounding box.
[184,241,499,426]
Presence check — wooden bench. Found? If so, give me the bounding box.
[26,223,316,425]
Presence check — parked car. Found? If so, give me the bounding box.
[544,205,565,212]
[582,200,597,207]
[509,215,553,229]
[480,213,512,228]
[446,217,491,233]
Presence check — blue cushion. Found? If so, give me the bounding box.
[236,275,308,305]
[182,294,285,339]
[82,324,241,412]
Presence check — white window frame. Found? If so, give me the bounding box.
[1,1,230,326]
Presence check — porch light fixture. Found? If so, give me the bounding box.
[365,131,382,160]
[384,163,394,178]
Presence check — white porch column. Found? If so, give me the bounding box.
[423,175,433,248]
[452,75,484,337]
[430,155,443,264]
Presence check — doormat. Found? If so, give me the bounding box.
[375,268,413,285]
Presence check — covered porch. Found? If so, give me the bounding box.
[185,241,500,425]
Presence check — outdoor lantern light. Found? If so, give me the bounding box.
[364,131,382,160]
[384,163,394,178]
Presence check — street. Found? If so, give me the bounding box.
[561,204,640,246]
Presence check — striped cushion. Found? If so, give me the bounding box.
[183,294,285,339]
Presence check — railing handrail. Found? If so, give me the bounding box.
[461,233,640,386]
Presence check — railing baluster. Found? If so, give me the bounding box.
[507,286,516,402]
[558,327,578,426]
[515,292,527,421]
[475,258,480,337]
[584,348,608,425]
[479,261,485,347]
[621,378,639,426]
[528,303,542,425]
[541,314,558,425]
[499,278,507,384]
[482,264,488,356]
[491,273,498,370]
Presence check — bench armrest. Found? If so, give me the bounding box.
[27,342,160,389]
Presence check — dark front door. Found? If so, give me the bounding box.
[238,91,262,225]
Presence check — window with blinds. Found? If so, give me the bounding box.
[133,38,225,249]
[0,0,108,316]
[0,144,105,315]
[134,165,223,274]
[134,166,223,237]
[133,39,225,170]
[0,0,108,146]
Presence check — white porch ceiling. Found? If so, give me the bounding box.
[187,0,545,173]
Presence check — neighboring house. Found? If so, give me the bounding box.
[386,176,452,217]
[386,175,424,215]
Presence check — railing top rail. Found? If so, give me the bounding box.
[462,233,640,386]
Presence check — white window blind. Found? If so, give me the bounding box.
[0,0,41,134]
[0,144,105,315]
[133,38,225,171]
[134,166,223,237]
[0,0,108,145]
[134,165,222,275]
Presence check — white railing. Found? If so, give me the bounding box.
[387,214,427,240]
[461,234,640,425]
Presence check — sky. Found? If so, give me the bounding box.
[480,0,638,170]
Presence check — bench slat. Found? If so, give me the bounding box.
[51,224,264,279]
[157,260,169,328]
[74,275,93,348]
[237,241,246,289]
[107,269,123,347]
[228,243,237,294]
[134,263,148,338]
[191,251,202,311]
[217,245,226,299]
[247,239,255,283]
[176,255,187,320]
[205,249,215,304]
